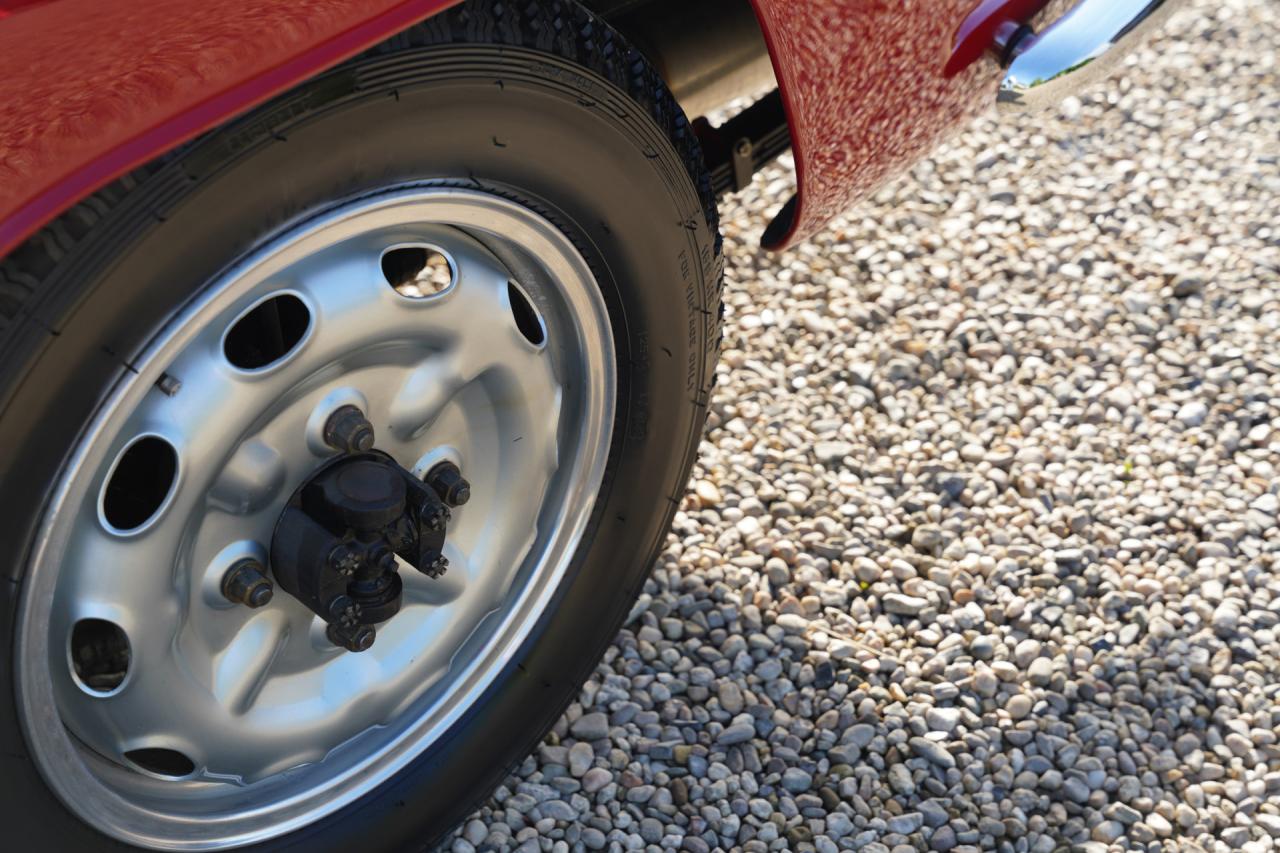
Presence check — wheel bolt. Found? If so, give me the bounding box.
[327,543,361,575]
[324,405,375,454]
[221,559,274,608]
[327,594,359,624]
[423,554,449,579]
[426,461,471,507]
[326,622,376,653]
[421,505,450,531]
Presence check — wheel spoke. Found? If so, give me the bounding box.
[207,439,287,515]
[385,352,467,441]
[57,523,182,629]
[211,610,292,714]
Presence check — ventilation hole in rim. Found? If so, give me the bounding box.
[507,282,546,347]
[223,293,311,370]
[382,246,454,298]
[102,436,178,531]
[70,619,131,694]
[124,748,196,778]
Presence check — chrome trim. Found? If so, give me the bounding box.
[998,0,1184,112]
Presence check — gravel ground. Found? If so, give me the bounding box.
[445,0,1279,850]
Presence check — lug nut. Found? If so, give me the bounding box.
[324,405,375,454]
[426,461,471,507]
[222,559,274,608]
[326,622,376,652]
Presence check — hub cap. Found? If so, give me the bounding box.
[15,186,615,850]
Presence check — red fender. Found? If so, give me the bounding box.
[0,0,1009,256]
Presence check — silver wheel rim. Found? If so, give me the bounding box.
[15,186,615,850]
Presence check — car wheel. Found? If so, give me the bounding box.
[0,1,722,849]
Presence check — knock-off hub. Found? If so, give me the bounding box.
[268,407,469,651]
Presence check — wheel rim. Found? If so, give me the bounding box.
[15,186,615,850]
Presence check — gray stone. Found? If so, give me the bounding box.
[581,767,612,794]
[781,768,813,793]
[919,799,949,828]
[718,723,755,745]
[926,707,961,733]
[826,812,854,839]
[568,741,593,777]
[1027,657,1054,686]
[886,812,924,834]
[718,681,745,714]
[1006,694,1033,720]
[1062,777,1091,804]
[930,825,957,851]
[570,712,609,741]
[909,737,956,769]
[888,763,914,795]
[883,593,928,615]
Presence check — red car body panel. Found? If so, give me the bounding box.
[0,0,462,258]
[0,0,1008,257]
[750,0,1012,248]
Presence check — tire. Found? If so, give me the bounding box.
[0,1,723,850]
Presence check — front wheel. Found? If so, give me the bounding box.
[0,2,723,849]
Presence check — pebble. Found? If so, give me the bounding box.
[926,706,961,733]
[910,737,956,769]
[1006,694,1033,720]
[1013,638,1041,668]
[567,741,593,777]
[717,723,755,745]
[1092,821,1125,843]
[781,768,813,793]
[693,479,722,507]
[1147,813,1173,837]
[718,681,744,714]
[888,763,915,795]
[568,713,608,741]
[1176,400,1209,426]
[1027,657,1054,686]
[1062,778,1091,804]
[580,767,611,794]
[882,592,928,615]
[887,813,924,834]
[920,799,949,828]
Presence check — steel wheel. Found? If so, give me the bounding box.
[15,186,615,850]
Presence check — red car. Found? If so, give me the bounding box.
[0,0,1179,849]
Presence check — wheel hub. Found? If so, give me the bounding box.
[268,409,467,652]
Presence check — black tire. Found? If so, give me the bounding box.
[0,1,723,849]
